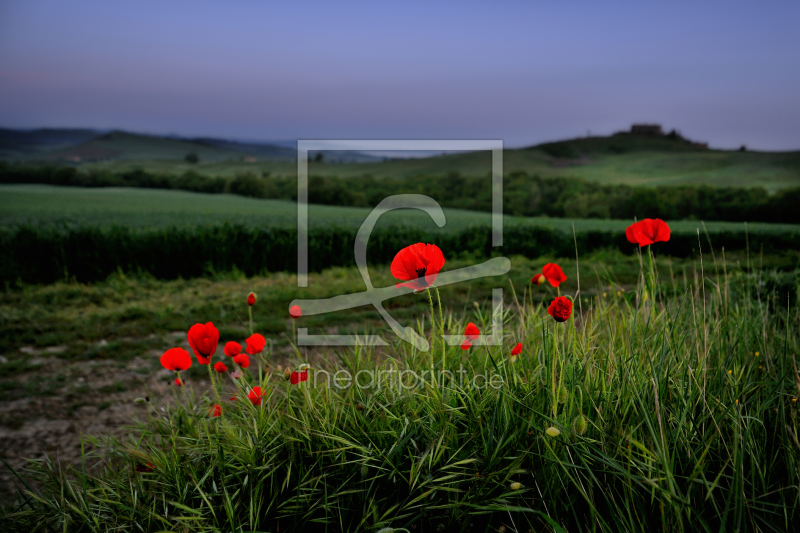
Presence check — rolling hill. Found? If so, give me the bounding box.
[2,127,799,191]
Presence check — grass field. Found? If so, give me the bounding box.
[4,185,800,237]
[2,247,798,531]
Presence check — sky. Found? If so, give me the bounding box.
[0,0,799,150]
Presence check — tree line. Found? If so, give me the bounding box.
[1,163,797,223]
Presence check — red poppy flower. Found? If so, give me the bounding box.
[289,305,302,318]
[213,361,228,373]
[134,462,155,473]
[531,274,546,286]
[223,341,242,357]
[542,263,567,288]
[187,322,219,365]
[461,322,480,349]
[245,333,266,355]
[229,395,237,401]
[160,347,192,371]
[174,377,183,387]
[233,354,251,368]
[391,243,445,290]
[209,404,222,417]
[626,218,671,247]
[290,370,309,385]
[511,342,523,356]
[548,296,573,323]
[248,386,264,406]
[247,292,257,306]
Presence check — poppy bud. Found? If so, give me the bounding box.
[357,403,364,411]
[174,377,183,387]
[545,426,561,437]
[289,305,302,318]
[532,274,546,286]
[361,464,369,477]
[284,367,292,380]
[558,385,568,403]
[247,292,257,306]
[572,414,588,435]
[510,482,522,490]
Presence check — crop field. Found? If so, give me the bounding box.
[4,184,800,236]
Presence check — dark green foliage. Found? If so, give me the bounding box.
[2,222,799,284]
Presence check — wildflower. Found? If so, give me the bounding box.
[531,274,546,285]
[247,292,257,306]
[248,386,264,406]
[511,342,523,356]
[390,243,445,290]
[209,404,222,417]
[223,341,242,357]
[548,296,573,322]
[233,354,251,368]
[541,263,567,287]
[728,369,732,374]
[545,426,561,437]
[290,369,309,385]
[289,305,302,318]
[510,482,522,490]
[187,322,219,365]
[231,369,242,379]
[213,361,228,373]
[160,347,192,371]
[625,218,671,247]
[245,333,266,354]
[174,377,183,387]
[755,352,760,356]
[461,322,480,349]
[229,395,237,401]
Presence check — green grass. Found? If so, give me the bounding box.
[2,249,798,532]
[3,185,800,236]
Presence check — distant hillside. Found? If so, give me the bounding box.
[0,128,101,158]
[2,127,799,192]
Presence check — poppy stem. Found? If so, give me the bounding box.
[434,286,446,377]
[248,306,253,336]
[426,288,437,386]
[552,324,559,418]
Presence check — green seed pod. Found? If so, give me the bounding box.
[545,426,561,437]
[510,481,522,490]
[572,414,588,435]
[558,384,568,403]
[361,464,368,477]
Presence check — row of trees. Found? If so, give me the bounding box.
[1,163,797,223]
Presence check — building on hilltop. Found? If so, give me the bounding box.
[630,124,663,135]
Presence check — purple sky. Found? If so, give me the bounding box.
[1,0,799,150]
